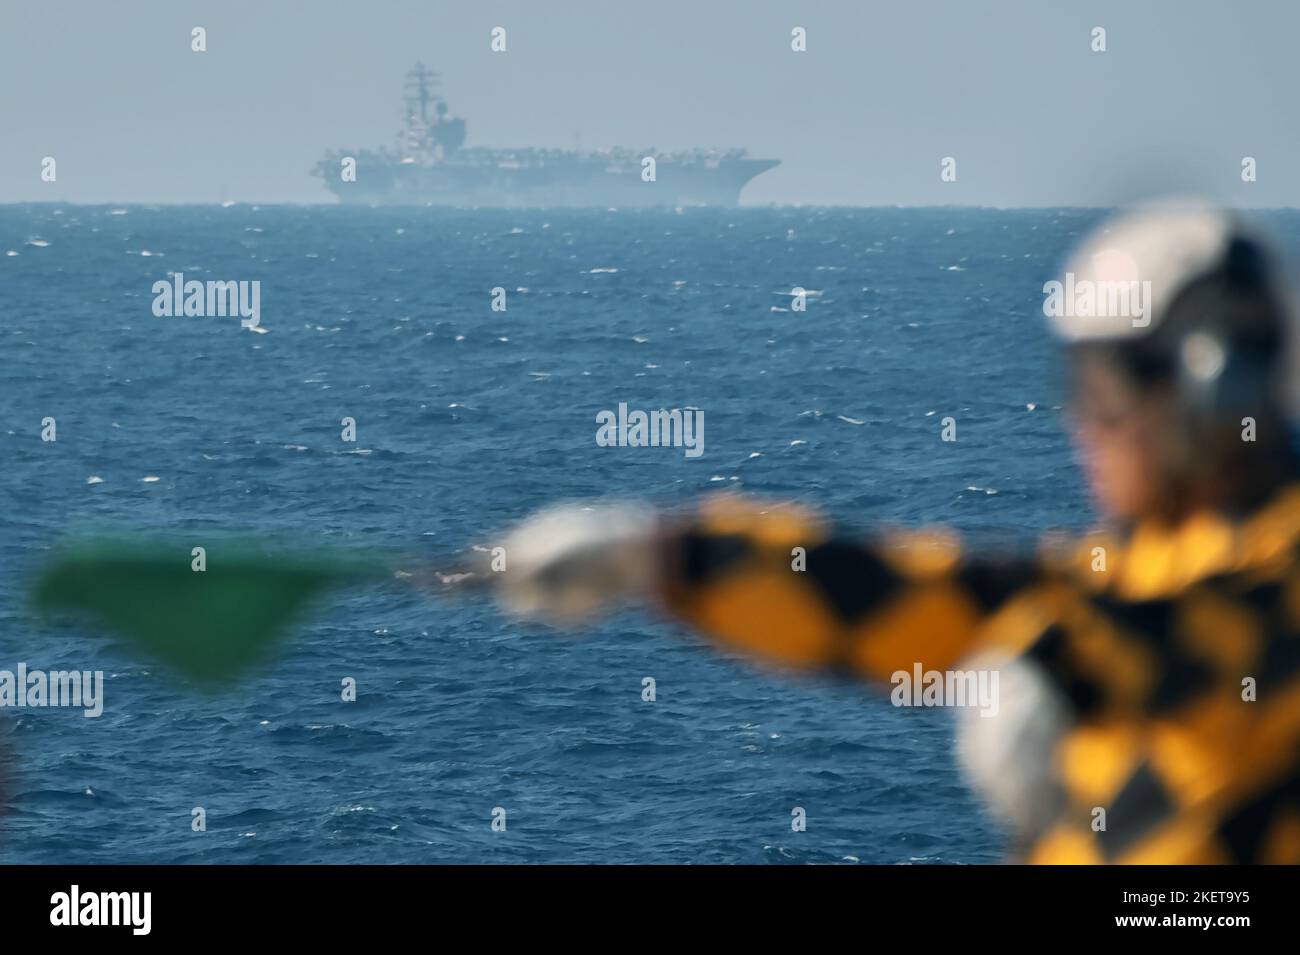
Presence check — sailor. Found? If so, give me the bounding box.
[495,200,1300,863]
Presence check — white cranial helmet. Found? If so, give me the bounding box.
[1048,198,1295,419]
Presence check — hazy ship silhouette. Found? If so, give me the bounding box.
[315,64,779,207]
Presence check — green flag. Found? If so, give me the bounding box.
[31,537,391,685]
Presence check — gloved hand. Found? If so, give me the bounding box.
[495,503,661,624]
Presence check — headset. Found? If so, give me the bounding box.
[1049,203,1293,430]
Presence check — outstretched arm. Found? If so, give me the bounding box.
[498,497,1046,684]
[656,497,1041,681]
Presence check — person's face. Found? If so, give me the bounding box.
[1069,356,1173,521]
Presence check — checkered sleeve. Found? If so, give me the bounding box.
[656,497,1041,681]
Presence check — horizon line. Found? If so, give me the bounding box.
[4,201,1297,212]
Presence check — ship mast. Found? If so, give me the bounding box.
[394,61,465,161]
[403,62,441,124]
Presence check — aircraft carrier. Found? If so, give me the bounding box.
[314,64,779,207]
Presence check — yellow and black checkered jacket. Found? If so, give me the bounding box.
[657,492,1300,864]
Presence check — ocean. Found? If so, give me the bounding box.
[3,205,1290,864]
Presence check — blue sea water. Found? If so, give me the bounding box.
[2,204,1294,864]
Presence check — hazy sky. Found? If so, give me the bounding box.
[2,0,1297,205]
